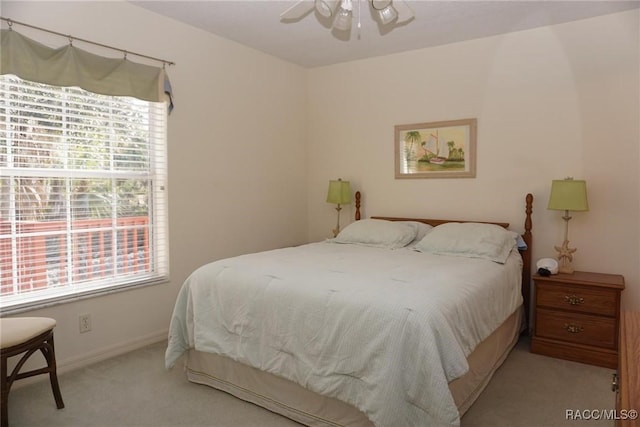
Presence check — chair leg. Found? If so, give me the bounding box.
[44,335,64,409]
[1,330,65,427]
[1,354,8,427]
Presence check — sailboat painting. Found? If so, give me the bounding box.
[394,118,477,179]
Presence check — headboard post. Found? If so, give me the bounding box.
[355,191,361,221]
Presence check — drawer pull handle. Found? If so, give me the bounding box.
[564,295,585,305]
[563,323,584,334]
[612,373,619,392]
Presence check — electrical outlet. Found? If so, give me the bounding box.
[79,314,92,333]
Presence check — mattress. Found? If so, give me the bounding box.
[166,241,524,426]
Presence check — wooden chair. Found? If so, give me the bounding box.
[1,317,64,427]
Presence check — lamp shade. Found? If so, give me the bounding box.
[548,179,589,211]
[333,0,353,31]
[371,0,392,9]
[326,179,352,205]
[315,0,339,18]
[378,5,398,25]
[372,0,398,25]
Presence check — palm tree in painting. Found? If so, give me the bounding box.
[403,131,421,161]
[447,140,455,153]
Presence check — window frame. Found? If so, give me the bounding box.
[0,75,169,314]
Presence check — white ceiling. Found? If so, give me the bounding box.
[131,1,640,68]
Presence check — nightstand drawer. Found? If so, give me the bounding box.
[536,282,617,317]
[536,308,617,349]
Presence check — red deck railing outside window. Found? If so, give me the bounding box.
[0,217,150,296]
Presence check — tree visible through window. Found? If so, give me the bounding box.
[0,75,168,312]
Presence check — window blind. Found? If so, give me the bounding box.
[0,75,169,312]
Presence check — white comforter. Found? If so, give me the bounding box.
[166,242,523,427]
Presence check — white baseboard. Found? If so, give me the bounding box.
[59,328,169,373]
[11,329,168,389]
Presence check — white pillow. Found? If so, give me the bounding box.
[332,219,418,249]
[414,222,518,264]
[400,221,434,244]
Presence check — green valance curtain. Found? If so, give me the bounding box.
[0,29,173,109]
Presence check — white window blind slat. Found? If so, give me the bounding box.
[0,75,169,312]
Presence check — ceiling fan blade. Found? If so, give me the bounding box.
[394,0,415,24]
[280,0,316,20]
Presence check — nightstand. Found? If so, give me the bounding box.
[531,271,625,369]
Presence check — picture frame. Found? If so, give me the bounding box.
[395,118,477,179]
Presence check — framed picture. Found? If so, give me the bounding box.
[395,118,477,179]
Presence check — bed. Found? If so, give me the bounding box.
[166,192,533,427]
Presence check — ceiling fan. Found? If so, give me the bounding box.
[280,0,414,32]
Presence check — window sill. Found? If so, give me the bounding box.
[0,277,170,316]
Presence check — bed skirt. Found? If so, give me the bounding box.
[185,306,523,426]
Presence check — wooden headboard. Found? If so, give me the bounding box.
[353,191,533,333]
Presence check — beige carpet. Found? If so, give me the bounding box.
[7,336,616,427]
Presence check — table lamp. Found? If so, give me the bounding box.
[326,178,351,237]
[547,178,589,274]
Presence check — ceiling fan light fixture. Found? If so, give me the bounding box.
[371,0,391,10]
[377,4,398,25]
[333,0,353,31]
[280,0,414,35]
[315,0,340,18]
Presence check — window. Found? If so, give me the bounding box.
[0,75,169,312]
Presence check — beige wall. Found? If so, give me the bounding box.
[307,10,639,310]
[2,1,308,370]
